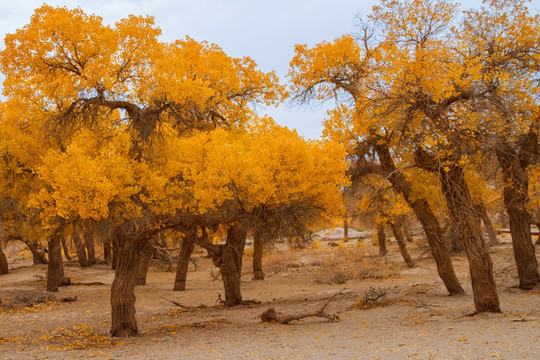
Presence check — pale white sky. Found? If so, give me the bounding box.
[0,0,517,138]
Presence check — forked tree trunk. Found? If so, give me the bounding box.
[475,202,498,246]
[72,229,89,267]
[110,229,141,337]
[374,143,464,295]
[496,140,539,289]
[173,233,196,291]
[438,165,500,313]
[0,247,8,274]
[377,224,387,258]
[220,223,248,306]
[252,230,264,281]
[61,235,72,261]
[83,229,96,266]
[47,234,64,291]
[390,222,415,268]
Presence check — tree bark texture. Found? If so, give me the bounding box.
[135,239,153,286]
[110,227,141,337]
[72,228,89,267]
[173,233,196,291]
[47,234,64,291]
[439,165,501,312]
[343,219,349,241]
[374,143,464,295]
[83,229,96,265]
[252,229,264,280]
[377,224,387,258]
[220,223,247,306]
[496,139,539,289]
[390,222,415,268]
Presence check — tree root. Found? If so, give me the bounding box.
[259,292,342,324]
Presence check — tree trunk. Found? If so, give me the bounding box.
[391,222,415,268]
[47,234,64,291]
[377,224,387,257]
[402,218,414,243]
[110,229,140,337]
[103,233,112,264]
[475,202,498,246]
[61,235,72,261]
[374,143,464,295]
[72,228,89,267]
[83,229,96,266]
[343,219,349,241]
[0,246,8,274]
[447,222,464,253]
[135,239,153,286]
[173,233,196,291]
[220,223,247,306]
[252,230,264,281]
[28,241,48,265]
[496,140,539,289]
[438,165,500,313]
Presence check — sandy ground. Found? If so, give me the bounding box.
[0,234,539,360]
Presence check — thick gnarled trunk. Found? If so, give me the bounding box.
[173,233,196,291]
[47,234,64,291]
[110,229,141,337]
[374,143,464,295]
[220,223,247,306]
[439,165,500,313]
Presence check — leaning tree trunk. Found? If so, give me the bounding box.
[60,235,72,261]
[47,234,64,291]
[83,229,96,266]
[390,222,415,268]
[72,228,89,267]
[220,223,248,306]
[475,202,498,246]
[438,165,500,313]
[496,140,539,289]
[0,246,8,274]
[28,241,48,265]
[252,229,264,281]
[110,228,142,337]
[173,232,196,291]
[374,143,464,295]
[376,224,387,258]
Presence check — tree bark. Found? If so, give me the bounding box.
[110,228,141,337]
[60,235,72,261]
[83,229,96,265]
[475,202,498,246]
[377,224,387,258]
[402,218,414,243]
[47,234,64,291]
[0,246,8,274]
[103,233,112,264]
[252,229,264,281]
[173,232,196,291]
[135,239,153,286]
[28,240,48,265]
[343,219,349,241]
[374,143,464,295]
[220,222,247,306]
[72,228,89,267]
[390,222,415,268]
[495,139,539,289]
[438,164,501,312]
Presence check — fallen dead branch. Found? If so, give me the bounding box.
[259,291,342,324]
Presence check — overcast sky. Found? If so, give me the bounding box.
[0,0,509,138]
